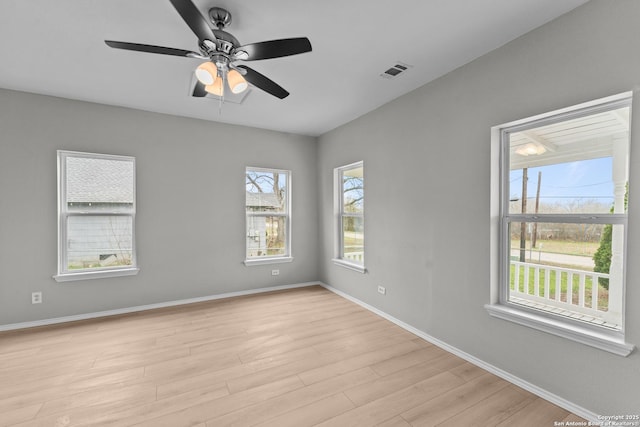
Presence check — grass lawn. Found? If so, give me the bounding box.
[343,233,364,252]
[510,238,599,257]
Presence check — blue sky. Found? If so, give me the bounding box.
[510,157,614,207]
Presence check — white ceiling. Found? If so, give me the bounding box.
[0,0,588,137]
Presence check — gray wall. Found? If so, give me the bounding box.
[317,0,639,415]
[0,89,318,325]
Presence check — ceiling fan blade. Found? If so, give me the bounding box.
[169,0,216,42]
[237,65,289,99]
[192,82,207,97]
[236,38,312,61]
[105,40,202,58]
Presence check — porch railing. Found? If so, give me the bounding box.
[344,251,364,263]
[510,261,610,320]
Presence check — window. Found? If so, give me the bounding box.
[55,151,138,281]
[245,167,292,265]
[333,161,365,273]
[487,93,634,356]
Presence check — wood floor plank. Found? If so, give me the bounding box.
[128,376,304,427]
[224,347,360,394]
[297,339,420,386]
[310,324,412,355]
[0,286,588,426]
[0,403,42,427]
[11,380,232,427]
[495,396,573,427]
[447,361,490,382]
[155,346,318,399]
[204,368,379,427]
[439,384,537,426]
[375,416,413,427]
[343,354,466,407]
[0,369,149,418]
[91,345,190,370]
[253,393,355,427]
[36,382,157,417]
[369,344,447,377]
[400,372,511,426]
[315,371,466,427]
[142,348,242,382]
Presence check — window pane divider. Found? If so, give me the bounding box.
[246,212,288,217]
[506,213,627,225]
[64,212,134,217]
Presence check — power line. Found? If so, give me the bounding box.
[529,195,613,199]
[545,180,612,189]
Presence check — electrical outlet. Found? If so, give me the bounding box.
[377,285,386,295]
[271,269,280,276]
[31,292,42,304]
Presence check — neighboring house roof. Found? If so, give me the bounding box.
[67,157,134,203]
[246,192,281,209]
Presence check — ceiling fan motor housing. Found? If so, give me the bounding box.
[211,30,238,54]
[198,34,238,70]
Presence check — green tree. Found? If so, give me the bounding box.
[593,184,628,289]
[593,223,612,289]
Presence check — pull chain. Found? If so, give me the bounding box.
[218,71,225,115]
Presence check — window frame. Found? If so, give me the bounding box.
[244,166,292,266]
[332,161,366,273]
[486,93,634,356]
[54,150,139,282]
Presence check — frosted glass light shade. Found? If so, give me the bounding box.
[227,69,248,94]
[195,62,218,85]
[205,75,224,96]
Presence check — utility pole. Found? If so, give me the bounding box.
[519,168,528,262]
[532,171,542,248]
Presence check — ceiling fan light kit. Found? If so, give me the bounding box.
[104,0,311,101]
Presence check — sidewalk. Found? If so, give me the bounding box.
[511,249,594,268]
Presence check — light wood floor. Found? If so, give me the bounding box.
[0,285,586,426]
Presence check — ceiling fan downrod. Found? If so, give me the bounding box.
[209,7,232,30]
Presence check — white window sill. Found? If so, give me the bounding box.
[332,258,367,274]
[244,256,293,267]
[485,303,634,357]
[54,267,140,282]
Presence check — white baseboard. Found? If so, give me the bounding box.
[0,282,319,332]
[319,282,599,423]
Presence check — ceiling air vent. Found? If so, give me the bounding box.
[380,62,412,79]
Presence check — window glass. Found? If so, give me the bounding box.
[343,166,364,214]
[342,216,364,262]
[502,100,630,330]
[67,216,133,269]
[57,151,137,279]
[336,162,364,267]
[245,168,290,260]
[246,170,288,213]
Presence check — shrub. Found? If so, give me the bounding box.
[593,224,612,289]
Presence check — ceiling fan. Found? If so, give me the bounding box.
[105,0,312,99]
